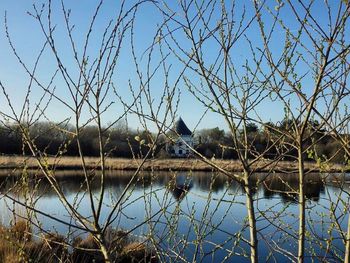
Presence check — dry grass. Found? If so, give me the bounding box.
[0,155,347,173]
[0,220,157,263]
[120,242,158,263]
[0,220,33,263]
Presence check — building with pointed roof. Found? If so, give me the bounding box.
[174,117,192,136]
[166,117,194,157]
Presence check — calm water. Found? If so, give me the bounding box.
[0,170,349,262]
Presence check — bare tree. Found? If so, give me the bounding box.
[252,0,350,262]
[149,0,350,262]
[0,0,350,262]
[0,0,166,262]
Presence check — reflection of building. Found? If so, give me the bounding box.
[170,172,193,201]
[166,117,194,157]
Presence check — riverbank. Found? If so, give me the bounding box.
[0,220,157,262]
[0,156,348,173]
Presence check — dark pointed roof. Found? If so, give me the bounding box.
[174,117,192,136]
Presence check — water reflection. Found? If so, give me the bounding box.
[169,172,194,201]
[0,170,349,262]
[262,174,325,203]
[0,170,344,202]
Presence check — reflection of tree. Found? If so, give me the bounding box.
[192,172,227,193]
[262,174,325,204]
[0,171,327,203]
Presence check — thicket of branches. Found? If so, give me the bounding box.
[0,0,349,263]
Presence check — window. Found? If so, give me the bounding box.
[179,150,183,154]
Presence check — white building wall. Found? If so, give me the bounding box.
[172,135,193,157]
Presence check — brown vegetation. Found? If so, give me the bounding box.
[0,155,347,173]
[0,220,157,263]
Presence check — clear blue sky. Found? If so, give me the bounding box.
[0,1,348,133]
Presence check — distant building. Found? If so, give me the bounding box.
[166,117,194,157]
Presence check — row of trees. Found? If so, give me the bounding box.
[0,122,153,158]
[1,120,347,163]
[196,121,349,163]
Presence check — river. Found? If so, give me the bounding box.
[0,170,349,262]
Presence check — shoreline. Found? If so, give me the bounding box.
[0,156,348,173]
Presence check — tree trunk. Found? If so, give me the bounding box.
[96,234,111,263]
[244,175,258,263]
[100,246,111,263]
[297,146,305,263]
[344,214,350,262]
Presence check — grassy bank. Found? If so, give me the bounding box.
[0,155,348,173]
[0,220,157,263]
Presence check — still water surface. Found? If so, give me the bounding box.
[0,171,349,262]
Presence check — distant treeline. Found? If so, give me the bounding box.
[195,121,349,164]
[0,121,348,163]
[0,122,155,158]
